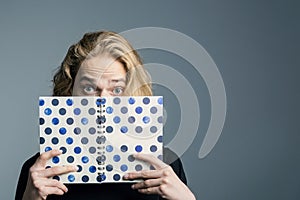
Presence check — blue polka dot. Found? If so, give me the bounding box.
[135,106,143,114]
[100,98,106,104]
[120,126,128,133]
[59,108,66,115]
[74,147,81,154]
[143,97,150,104]
[128,97,135,104]
[81,137,88,144]
[44,108,52,115]
[77,165,82,172]
[67,118,74,125]
[80,99,89,106]
[113,116,121,123]
[81,118,88,125]
[150,126,157,133]
[81,98,88,106]
[88,127,95,135]
[52,99,59,106]
[44,127,52,135]
[106,126,113,133]
[67,156,74,163]
[135,164,143,171]
[143,116,150,124]
[157,116,163,123]
[120,145,128,152]
[120,164,128,172]
[135,145,143,152]
[74,127,81,135]
[106,164,113,172]
[45,146,52,152]
[128,155,135,162]
[59,127,67,135]
[52,118,59,125]
[68,174,75,182]
[158,155,163,161]
[60,147,67,154]
[82,175,89,182]
[150,107,157,114]
[158,97,163,105]
[157,135,163,143]
[97,174,106,182]
[39,118,45,125]
[113,174,121,181]
[74,108,81,115]
[66,137,73,145]
[106,106,113,114]
[66,99,73,106]
[39,99,45,106]
[113,155,121,162]
[97,116,106,124]
[88,108,96,115]
[89,147,96,154]
[52,156,59,164]
[106,145,113,152]
[113,97,121,104]
[120,107,128,114]
[53,176,60,181]
[128,116,135,123]
[96,98,101,106]
[81,156,89,163]
[150,145,157,152]
[89,166,97,173]
[39,137,45,144]
[135,126,143,133]
[51,137,59,145]
[97,155,106,163]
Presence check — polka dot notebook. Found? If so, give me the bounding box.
[39,96,163,183]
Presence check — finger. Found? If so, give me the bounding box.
[39,186,65,196]
[133,153,167,169]
[42,165,77,178]
[34,178,68,193]
[35,150,62,168]
[132,178,162,189]
[124,169,163,180]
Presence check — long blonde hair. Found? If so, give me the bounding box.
[53,31,152,96]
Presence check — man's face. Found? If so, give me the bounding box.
[73,56,127,97]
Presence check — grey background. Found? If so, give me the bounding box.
[0,0,299,199]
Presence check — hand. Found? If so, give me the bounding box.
[123,153,196,200]
[22,149,77,200]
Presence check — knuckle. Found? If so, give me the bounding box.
[162,169,171,176]
[31,171,39,179]
[162,177,169,184]
[141,171,149,177]
[144,180,151,187]
[159,184,167,194]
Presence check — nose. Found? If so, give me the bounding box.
[99,89,111,97]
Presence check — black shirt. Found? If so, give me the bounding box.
[15,148,187,200]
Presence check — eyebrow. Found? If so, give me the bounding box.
[79,75,126,85]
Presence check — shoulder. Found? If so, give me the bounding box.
[15,152,40,200]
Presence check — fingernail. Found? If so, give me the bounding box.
[123,174,129,179]
[74,166,79,171]
[59,150,63,154]
[131,184,135,189]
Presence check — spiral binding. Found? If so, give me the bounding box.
[96,98,106,182]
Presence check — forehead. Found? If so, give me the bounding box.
[77,55,126,81]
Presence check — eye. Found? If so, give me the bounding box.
[83,85,96,94]
[112,87,123,95]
